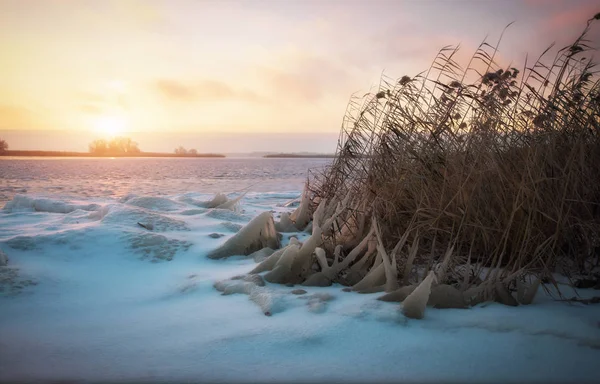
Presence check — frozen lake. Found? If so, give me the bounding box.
[1,157,599,383]
[0,157,332,205]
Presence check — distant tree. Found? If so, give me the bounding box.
[109,137,140,154]
[89,137,140,155]
[188,148,198,155]
[89,139,108,155]
[174,146,188,155]
[0,138,8,154]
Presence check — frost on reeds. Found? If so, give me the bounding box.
[207,212,280,259]
[210,15,600,318]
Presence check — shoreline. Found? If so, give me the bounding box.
[263,153,336,158]
[0,150,225,158]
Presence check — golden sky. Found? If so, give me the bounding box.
[0,0,598,151]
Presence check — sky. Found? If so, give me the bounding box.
[0,0,598,153]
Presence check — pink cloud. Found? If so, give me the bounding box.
[542,2,599,31]
[256,54,356,102]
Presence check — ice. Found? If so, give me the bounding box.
[205,208,253,222]
[1,191,600,383]
[0,250,7,266]
[179,208,208,216]
[0,266,38,295]
[127,232,192,262]
[98,204,189,232]
[123,195,187,212]
[220,221,243,232]
[0,158,331,207]
[3,194,100,214]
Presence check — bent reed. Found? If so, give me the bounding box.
[212,15,600,316]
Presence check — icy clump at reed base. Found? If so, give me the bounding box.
[219,14,600,316]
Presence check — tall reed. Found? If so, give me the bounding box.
[308,14,600,298]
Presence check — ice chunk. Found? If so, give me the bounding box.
[275,212,298,232]
[248,247,275,263]
[402,271,437,319]
[207,212,280,259]
[377,285,416,302]
[205,193,229,208]
[428,284,467,309]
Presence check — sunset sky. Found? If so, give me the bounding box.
[1,0,598,153]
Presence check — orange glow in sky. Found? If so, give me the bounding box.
[0,0,598,152]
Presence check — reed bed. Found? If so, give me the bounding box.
[213,15,600,314]
[304,15,600,301]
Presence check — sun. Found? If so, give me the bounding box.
[93,115,128,136]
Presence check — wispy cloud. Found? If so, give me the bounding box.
[255,54,356,102]
[155,79,198,101]
[154,79,265,103]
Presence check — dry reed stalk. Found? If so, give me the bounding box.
[305,14,600,300]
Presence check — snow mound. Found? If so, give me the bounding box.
[98,205,189,232]
[220,221,243,232]
[3,229,92,252]
[58,208,103,225]
[124,196,187,212]
[3,195,100,214]
[177,193,242,210]
[205,208,252,222]
[3,236,39,251]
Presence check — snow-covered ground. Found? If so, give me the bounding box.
[1,191,600,383]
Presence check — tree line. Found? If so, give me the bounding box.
[174,146,199,155]
[1,137,214,157]
[88,137,141,155]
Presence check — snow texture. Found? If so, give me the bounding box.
[1,191,600,383]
